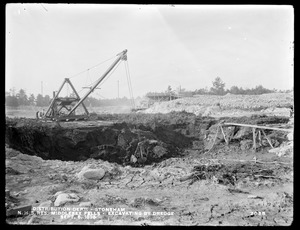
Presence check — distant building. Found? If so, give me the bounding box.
[146,92,180,101]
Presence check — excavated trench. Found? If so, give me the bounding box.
[5,112,290,165]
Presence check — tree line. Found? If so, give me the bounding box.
[5,89,51,107]
[5,88,133,107]
[6,77,292,107]
[147,77,292,97]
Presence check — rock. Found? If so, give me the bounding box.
[152,145,168,158]
[6,167,21,175]
[269,142,293,157]
[117,134,127,148]
[130,197,145,208]
[77,166,106,181]
[130,154,138,163]
[145,198,160,206]
[79,202,92,207]
[130,197,160,208]
[82,169,105,180]
[54,193,80,207]
[287,132,293,141]
[240,140,253,150]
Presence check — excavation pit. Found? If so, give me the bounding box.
[5,112,291,166]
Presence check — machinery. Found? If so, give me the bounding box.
[39,49,130,121]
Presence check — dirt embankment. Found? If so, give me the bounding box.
[5,113,210,164]
[5,113,291,165]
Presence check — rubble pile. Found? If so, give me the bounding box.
[268,117,294,157]
[183,161,292,186]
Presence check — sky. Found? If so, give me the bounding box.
[6,4,294,99]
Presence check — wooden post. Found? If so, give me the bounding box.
[258,130,262,147]
[252,127,256,152]
[205,125,220,154]
[220,125,228,145]
[261,129,274,148]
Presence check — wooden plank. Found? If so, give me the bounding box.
[223,122,291,132]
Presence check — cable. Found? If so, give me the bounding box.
[126,61,134,107]
[128,61,136,107]
[96,60,122,89]
[124,60,135,108]
[84,69,89,87]
[124,62,131,105]
[69,55,116,79]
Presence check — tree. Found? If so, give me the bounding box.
[28,94,35,105]
[6,95,19,107]
[229,86,240,94]
[9,88,16,96]
[210,77,226,95]
[43,95,50,106]
[195,88,209,95]
[252,85,272,95]
[17,89,29,105]
[36,94,44,107]
[166,85,172,93]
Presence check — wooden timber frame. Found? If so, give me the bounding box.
[44,78,89,121]
[206,122,292,153]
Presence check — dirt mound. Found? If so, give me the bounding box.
[143,93,293,117]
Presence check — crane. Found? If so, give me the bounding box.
[39,49,129,121]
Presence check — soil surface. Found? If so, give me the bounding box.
[5,145,293,226]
